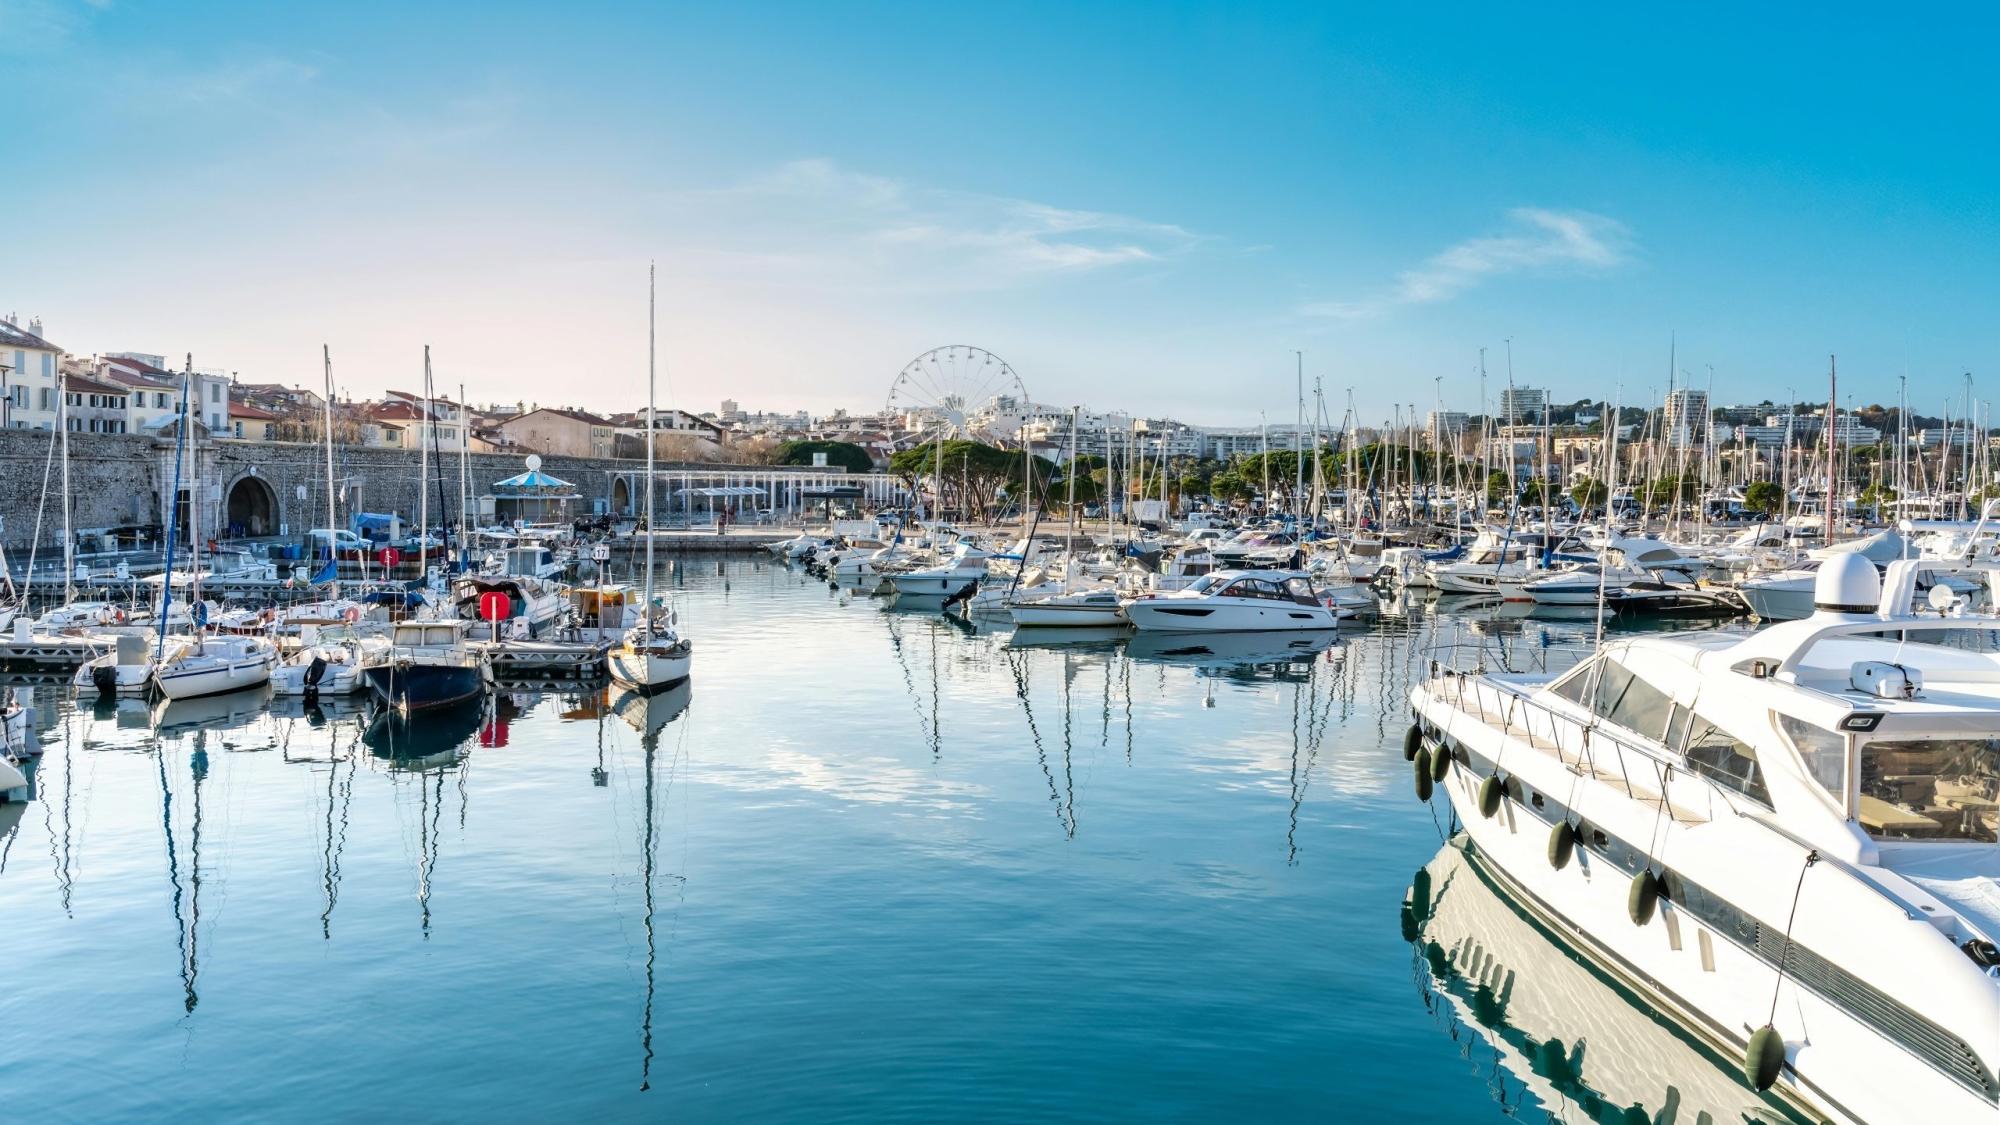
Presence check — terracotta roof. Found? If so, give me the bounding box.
[65,373,127,396]
[97,368,176,392]
[101,356,173,378]
[368,401,424,421]
[0,320,58,354]
[498,406,612,428]
[385,389,461,408]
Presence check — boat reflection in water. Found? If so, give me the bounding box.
[151,685,273,735]
[609,679,692,737]
[1007,624,1131,651]
[362,696,483,772]
[1124,628,1338,683]
[1406,839,1816,1125]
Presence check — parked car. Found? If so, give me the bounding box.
[308,529,369,552]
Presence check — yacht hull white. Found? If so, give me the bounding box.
[153,641,276,700]
[608,636,692,690]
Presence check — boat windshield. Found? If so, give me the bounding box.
[1855,735,1998,842]
[1184,575,1224,594]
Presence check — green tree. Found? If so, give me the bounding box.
[1744,480,1784,517]
[775,440,875,474]
[1485,471,1512,509]
[1569,477,1608,511]
[889,441,1022,522]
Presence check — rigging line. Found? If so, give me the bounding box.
[1768,849,1821,1025]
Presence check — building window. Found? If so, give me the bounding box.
[264,423,275,441]
[234,421,244,439]
[41,353,52,377]
[210,383,221,403]
[38,387,52,410]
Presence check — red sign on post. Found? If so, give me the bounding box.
[378,547,402,568]
[479,591,511,622]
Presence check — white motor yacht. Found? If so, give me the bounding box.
[885,544,992,597]
[1738,561,1824,621]
[1124,570,1346,632]
[74,633,166,696]
[1522,537,1704,605]
[271,624,387,696]
[1407,554,1999,1124]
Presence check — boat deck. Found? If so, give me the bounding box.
[1420,671,1709,826]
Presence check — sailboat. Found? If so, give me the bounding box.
[608,264,693,691]
[362,347,486,712]
[1008,407,1129,627]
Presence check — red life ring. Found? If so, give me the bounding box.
[343,605,363,624]
[113,608,128,624]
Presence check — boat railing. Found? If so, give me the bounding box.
[1425,663,1707,823]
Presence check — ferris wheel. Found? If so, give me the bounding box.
[886,345,1029,446]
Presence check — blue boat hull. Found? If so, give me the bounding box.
[363,663,484,711]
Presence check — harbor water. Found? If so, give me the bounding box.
[1,558,1804,1123]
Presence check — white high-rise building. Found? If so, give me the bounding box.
[1497,387,1546,425]
[1426,411,1468,450]
[1664,388,1709,450]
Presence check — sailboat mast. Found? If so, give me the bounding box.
[157,369,190,660]
[644,263,657,637]
[459,380,470,571]
[322,346,338,592]
[418,346,431,581]
[60,358,71,604]
[1826,356,1837,544]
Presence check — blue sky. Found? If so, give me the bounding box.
[4,1,1994,427]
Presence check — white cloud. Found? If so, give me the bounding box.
[679,158,1202,291]
[1304,207,1632,319]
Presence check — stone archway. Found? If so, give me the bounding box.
[225,474,280,538]
[612,476,632,516]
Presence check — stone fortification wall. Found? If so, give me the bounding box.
[0,429,859,549]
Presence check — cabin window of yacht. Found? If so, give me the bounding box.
[1226,578,1283,600]
[1184,575,1222,594]
[1549,660,1597,707]
[1280,577,1318,605]
[1777,714,1849,810]
[1592,660,1675,741]
[1854,736,1999,842]
[1683,714,1773,806]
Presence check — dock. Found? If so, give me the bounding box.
[473,638,613,679]
[0,635,107,668]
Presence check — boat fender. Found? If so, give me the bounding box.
[1402,723,1424,761]
[1410,867,1432,924]
[1963,938,2000,970]
[1430,743,1453,783]
[1413,750,1433,802]
[1628,870,1660,926]
[90,664,118,696]
[1478,774,1504,818]
[304,656,328,688]
[1743,1025,1786,1091]
[1423,940,1449,981]
[1548,821,1576,870]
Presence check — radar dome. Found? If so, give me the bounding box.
[1813,552,1880,615]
